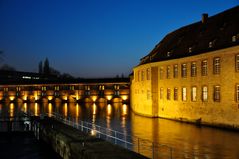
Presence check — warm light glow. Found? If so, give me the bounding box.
[122,104,127,116]
[23,95,27,101]
[48,96,53,101]
[9,96,15,101]
[10,103,14,117]
[34,92,38,100]
[76,94,79,100]
[93,103,97,115]
[106,95,112,101]
[76,104,79,118]
[48,103,52,117]
[91,96,97,102]
[90,129,97,136]
[63,96,68,100]
[24,103,27,113]
[34,103,39,116]
[121,95,128,101]
[107,104,112,116]
[64,103,68,117]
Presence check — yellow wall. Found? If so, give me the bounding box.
[131,45,239,128]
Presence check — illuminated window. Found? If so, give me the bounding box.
[141,70,144,81]
[70,86,74,90]
[214,86,220,102]
[232,35,236,42]
[236,85,239,102]
[182,87,187,101]
[201,60,208,76]
[191,62,197,77]
[188,47,192,53]
[167,88,171,100]
[16,87,21,91]
[213,57,220,74]
[202,86,208,102]
[146,68,150,80]
[236,54,239,72]
[181,64,187,78]
[167,51,171,57]
[160,67,164,79]
[167,66,170,79]
[160,88,163,99]
[55,86,59,91]
[209,41,213,48]
[173,64,178,78]
[191,87,197,101]
[174,88,178,100]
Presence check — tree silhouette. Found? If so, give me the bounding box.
[43,58,50,75]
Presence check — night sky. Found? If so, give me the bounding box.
[0,0,238,78]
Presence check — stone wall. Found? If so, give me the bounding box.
[131,45,239,129]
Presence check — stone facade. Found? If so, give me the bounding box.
[131,6,239,129]
[131,45,239,128]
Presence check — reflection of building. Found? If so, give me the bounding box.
[131,6,239,129]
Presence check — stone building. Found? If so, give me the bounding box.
[131,6,239,129]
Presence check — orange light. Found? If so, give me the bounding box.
[122,104,127,116]
[9,96,15,101]
[91,96,97,102]
[63,96,68,100]
[48,103,52,117]
[106,95,112,101]
[34,92,38,100]
[23,95,27,101]
[10,103,14,117]
[121,95,128,101]
[93,103,97,115]
[24,103,27,113]
[91,129,97,136]
[34,103,39,116]
[107,104,112,116]
[64,103,68,117]
[48,96,53,101]
[76,104,79,117]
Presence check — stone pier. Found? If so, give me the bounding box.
[33,117,147,159]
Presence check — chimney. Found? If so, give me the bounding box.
[202,13,208,23]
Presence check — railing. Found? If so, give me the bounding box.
[49,112,173,159]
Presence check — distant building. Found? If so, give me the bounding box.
[131,6,239,129]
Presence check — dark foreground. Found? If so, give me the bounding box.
[0,132,61,159]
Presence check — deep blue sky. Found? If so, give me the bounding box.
[0,0,238,77]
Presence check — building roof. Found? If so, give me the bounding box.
[139,5,239,65]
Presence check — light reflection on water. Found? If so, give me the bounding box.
[0,102,239,158]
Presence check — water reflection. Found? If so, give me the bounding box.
[131,112,239,158]
[1,103,239,158]
[63,103,68,118]
[48,103,52,117]
[10,103,14,117]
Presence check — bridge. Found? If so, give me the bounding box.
[0,77,130,104]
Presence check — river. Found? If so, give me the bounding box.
[0,102,239,159]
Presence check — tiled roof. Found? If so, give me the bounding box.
[140,6,239,65]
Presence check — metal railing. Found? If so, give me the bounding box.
[48,112,173,159]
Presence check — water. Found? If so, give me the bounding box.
[1,102,239,158]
